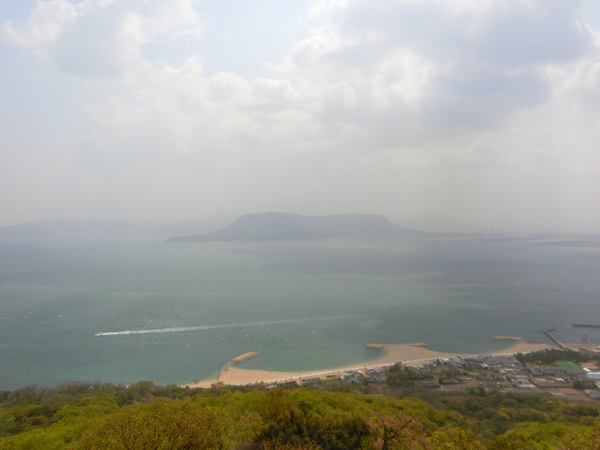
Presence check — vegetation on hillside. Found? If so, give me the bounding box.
[1,380,600,449]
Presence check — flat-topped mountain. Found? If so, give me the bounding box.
[167,212,422,242]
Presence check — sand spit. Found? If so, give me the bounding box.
[491,336,523,341]
[184,338,554,389]
[228,351,261,366]
[366,343,429,348]
[218,352,261,378]
[491,340,552,355]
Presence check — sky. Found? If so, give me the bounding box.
[1,0,600,233]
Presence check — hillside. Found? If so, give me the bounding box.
[1,380,599,449]
[167,212,423,242]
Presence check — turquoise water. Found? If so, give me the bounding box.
[1,236,600,390]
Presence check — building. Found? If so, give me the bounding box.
[556,360,585,376]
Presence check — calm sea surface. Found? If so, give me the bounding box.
[1,235,600,390]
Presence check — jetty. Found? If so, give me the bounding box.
[543,329,566,349]
[491,336,523,341]
[218,352,261,380]
[573,324,600,329]
[366,343,429,349]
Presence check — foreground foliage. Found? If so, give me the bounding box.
[1,381,600,449]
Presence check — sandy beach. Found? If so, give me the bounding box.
[184,339,554,388]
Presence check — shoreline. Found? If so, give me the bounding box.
[183,339,555,389]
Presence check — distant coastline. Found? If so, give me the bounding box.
[184,338,558,388]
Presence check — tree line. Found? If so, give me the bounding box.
[1,380,600,449]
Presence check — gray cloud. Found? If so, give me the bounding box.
[338,0,593,66]
[286,0,596,141]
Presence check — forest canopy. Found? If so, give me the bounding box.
[1,381,600,449]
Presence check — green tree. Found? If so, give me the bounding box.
[78,400,233,449]
[364,409,431,449]
[430,427,483,449]
[559,421,600,450]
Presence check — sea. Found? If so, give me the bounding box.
[1,234,600,390]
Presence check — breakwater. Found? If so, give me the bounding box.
[543,329,566,349]
[366,343,429,349]
[491,336,523,341]
[218,352,261,380]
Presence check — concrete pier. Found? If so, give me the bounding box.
[543,329,566,349]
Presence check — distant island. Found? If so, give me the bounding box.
[167,212,423,243]
[0,216,235,238]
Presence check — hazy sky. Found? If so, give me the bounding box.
[2,0,600,232]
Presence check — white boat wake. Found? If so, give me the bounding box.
[95,316,334,337]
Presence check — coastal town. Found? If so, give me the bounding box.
[292,349,600,402]
[188,337,600,402]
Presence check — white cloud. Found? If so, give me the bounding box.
[2,0,203,78]
[1,0,78,51]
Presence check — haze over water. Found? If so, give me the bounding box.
[2,235,600,390]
